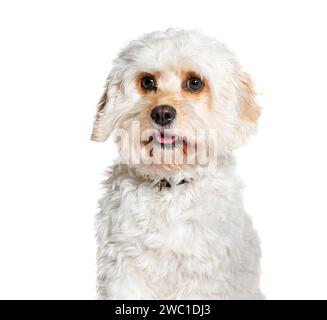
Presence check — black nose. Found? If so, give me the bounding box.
[150,105,176,126]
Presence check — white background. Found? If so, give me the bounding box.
[0,0,326,300]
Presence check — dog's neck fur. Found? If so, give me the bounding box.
[155,178,190,191]
[111,152,236,191]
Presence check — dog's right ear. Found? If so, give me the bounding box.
[91,74,115,142]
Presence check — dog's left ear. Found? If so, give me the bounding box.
[238,72,261,124]
[91,74,114,142]
[235,72,261,144]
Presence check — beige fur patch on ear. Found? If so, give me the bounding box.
[91,75,110,141]
[238,72,261,124]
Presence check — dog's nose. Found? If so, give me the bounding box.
[150,105,176,126]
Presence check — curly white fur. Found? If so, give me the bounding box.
[92,29,263,300]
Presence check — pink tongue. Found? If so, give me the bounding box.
[157,134,176,144]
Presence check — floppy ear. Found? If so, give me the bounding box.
[91,75,112,142]
[238,72,261,125]
[230,72,261,148]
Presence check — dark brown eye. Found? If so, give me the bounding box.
[141,76,157,91]
[187,77,204,92]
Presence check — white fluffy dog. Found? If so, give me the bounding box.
[91,29,263,300]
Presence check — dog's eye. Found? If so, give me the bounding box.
[186,77,204,92]
[141,76,157,91]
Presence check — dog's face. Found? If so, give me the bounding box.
[92,30,260,175]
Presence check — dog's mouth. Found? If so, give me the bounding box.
[155,130,177,146]
[140,129,192,162]
[142,129,185,151]
[154,130,183,150]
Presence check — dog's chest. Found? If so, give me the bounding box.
[98,170,249,299]
[109,177,235,257]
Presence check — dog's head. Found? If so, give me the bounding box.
[91,29,260,175]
